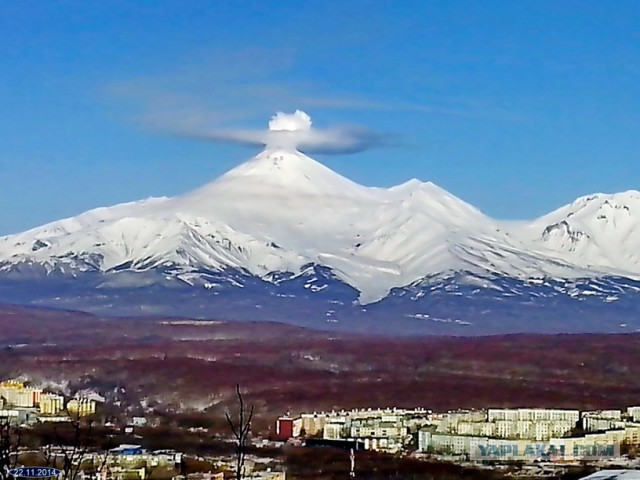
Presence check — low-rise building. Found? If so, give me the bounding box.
[130,417,148,427]
[275,417,294,440]
[37,415,72,422]
[0,408,38,425]
[246,471,286,480]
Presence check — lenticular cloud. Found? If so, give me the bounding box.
[187,110,383,155]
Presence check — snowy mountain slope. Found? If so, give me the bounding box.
[516,191,640,277]
[0,147,639,308]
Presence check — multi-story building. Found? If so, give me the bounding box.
[67,398,97,417]
[0,380,43,408]
[551,426,640,460]
[419,431,524,457]
[488,408,579,424]
[350,421,408,453]
[581,410,625,432]
[323,419,347,440]
[0,383,26,407]
[627,406,640,423]
[494,420,515,438]
[583,410,622,420]
[350,420,406,438]
[40,393,65,416]
[419,425,640,461]
[316,407,428,452]
[439,409,577,441]
[299,413,327,436]
[437,411,486,434]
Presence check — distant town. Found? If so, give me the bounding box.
[3,377,640,480]
[0,379,284,480]
[1,379,98,422]
[279,405,640,463]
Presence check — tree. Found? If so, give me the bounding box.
[43,412,95,480]
[225,384,254,480]
[0,417,21,480]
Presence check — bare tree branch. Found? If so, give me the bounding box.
[0,417,21,480]
[53,411,93,480]
[225,384,254,480]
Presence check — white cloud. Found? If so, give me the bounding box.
[105,49,518,157]
[268,110,312,131]
[185,110,385,155]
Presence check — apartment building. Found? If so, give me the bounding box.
[299,412,327,436]
[67,398,97,417]
[488,408,579,423]
[0,380,43,408]
[627,407,640,423]
[40,393,65,416]
[323,419,347,440]
[419,425,640,461]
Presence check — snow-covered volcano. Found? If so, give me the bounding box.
[2,120,640,333]
[1,146,617,304]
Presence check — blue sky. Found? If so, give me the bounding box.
[1,1,639,234]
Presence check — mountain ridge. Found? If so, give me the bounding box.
[2,149,639,291]
[1,147,640,333]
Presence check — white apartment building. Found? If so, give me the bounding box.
[627,407,640,423]
[534,420,575,441]
[440,409,577,441]
[318,408,421,452]
[551,426,640,460]
[418,431,526,458]
[492,419,574,440]
[0,381,46,408]
[457,421,496,437]
[0,388,34,408]
[583,410,623,420]
[488,408,579,423]
[350,422,407,440]
[420,426,640,461]
[437,411,486,433]
[323,420,346,440]
[583,417,626,432]
[495,420,515,438]
[582,410,626,432]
